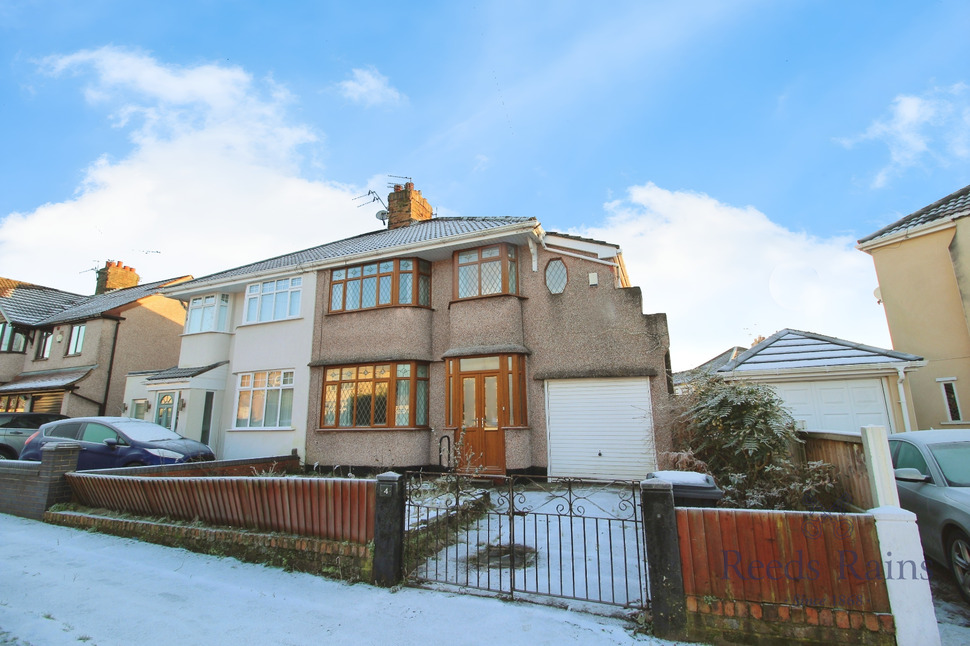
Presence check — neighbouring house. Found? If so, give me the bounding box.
[858,183,970,430]
[138,183,672,479]
[0,262,190,418]
[716,329,923,434]
[672,346,747,395]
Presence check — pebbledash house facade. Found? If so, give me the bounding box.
[126,184,672,479]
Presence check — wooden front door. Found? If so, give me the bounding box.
[458,371,506,475]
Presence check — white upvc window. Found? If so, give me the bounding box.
[235,369,295,429]
[244,277,302,323]
[186,294,230,333]
[66,324,85,355]
[939,378,963,422]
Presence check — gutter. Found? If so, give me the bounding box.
[896,367,913,433]
[164,220,540,297]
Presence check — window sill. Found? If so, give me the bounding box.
[228,426,295,432]
[448,293,526,307]
[315,426,431,433]
[180,330,233,337]
[236,317,304,329]
[939,421,970,426]
[326,305,432,316]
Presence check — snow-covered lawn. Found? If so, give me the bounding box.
[0,513,683,646]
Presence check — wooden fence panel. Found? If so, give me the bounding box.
[66,473,377,544]
[800,430,873,510]
[675,508,890,613]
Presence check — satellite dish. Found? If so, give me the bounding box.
[375,210,389,223]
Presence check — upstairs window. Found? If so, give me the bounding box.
[0,322,26,354]
[186,294,230,333]
[454,244,518,299]
[35,330,53,360]
[244,277,302,323]
[941,378,963,422]
[330,258,431,313]
[66,324,85,356]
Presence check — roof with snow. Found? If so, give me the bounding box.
[859,183,970,245]
[717,329,923,373]
[38,278,189,325]
[0,279,85,326]
[145,361,228,382]
[673,346,748,385]
[0,276,188,328]
[173,216,536,289]
[0,365,96,393]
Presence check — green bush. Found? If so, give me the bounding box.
[681,375,842,511]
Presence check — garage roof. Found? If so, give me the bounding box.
[718,329,923,373]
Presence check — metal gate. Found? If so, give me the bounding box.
[403,472,648,611]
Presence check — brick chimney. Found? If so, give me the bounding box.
[95,260,140,294]
[386,183,433,230]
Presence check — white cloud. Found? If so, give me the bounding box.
[0,47,378,293]
[840,83,970,188]
[336,67,405,107]
[578,183,891,371]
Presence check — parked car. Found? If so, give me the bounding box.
[19,416,215,470]
[0,412,68,459]
[889,429,970,602]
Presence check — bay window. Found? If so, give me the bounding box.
[0,323,26,353]
[321,361,429,428]
[454,244,518,299]
[186,294,230,333]
[330,258,431,313]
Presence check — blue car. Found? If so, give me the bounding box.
[20,416,214,470]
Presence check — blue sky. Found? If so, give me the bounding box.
[2,1,969,369]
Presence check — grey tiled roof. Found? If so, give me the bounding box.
[718,329,922,373]
[0,276,188,327]
[0,279,85,325]
[37,277,188,325]
[145,361,228,382]
[673,346,748,385]
[177,217,536,288]
[0,365,96,393]
[859,183,970,244]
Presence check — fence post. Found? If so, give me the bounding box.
[373,471,405,586]
[871,506,941,646]
[861,425,900,508]
[640,477,687,640]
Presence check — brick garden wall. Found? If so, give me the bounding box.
[0,443,80,520]
[45,510,373,581]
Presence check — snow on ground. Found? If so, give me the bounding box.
[0,513,681,646]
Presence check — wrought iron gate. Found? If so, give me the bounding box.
[403,472,648,611]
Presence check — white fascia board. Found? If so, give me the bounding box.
[165,220,540,299]
[543,233,620,259]
[857,218,957,252]
[721,360,926,382]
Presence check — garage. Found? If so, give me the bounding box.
[545,377,656,480]
[716,329,924,436]
[771,378,893,433]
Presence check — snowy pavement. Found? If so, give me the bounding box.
[0,513,680,646]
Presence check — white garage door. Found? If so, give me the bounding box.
[772,379,892,433]
[546,378,656,480]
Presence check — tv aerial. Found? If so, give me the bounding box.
[354,190,389,223]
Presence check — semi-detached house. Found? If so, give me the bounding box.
[133,184,672,479]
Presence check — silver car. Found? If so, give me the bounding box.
[890,429,970,602]
[0,412,67,459]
